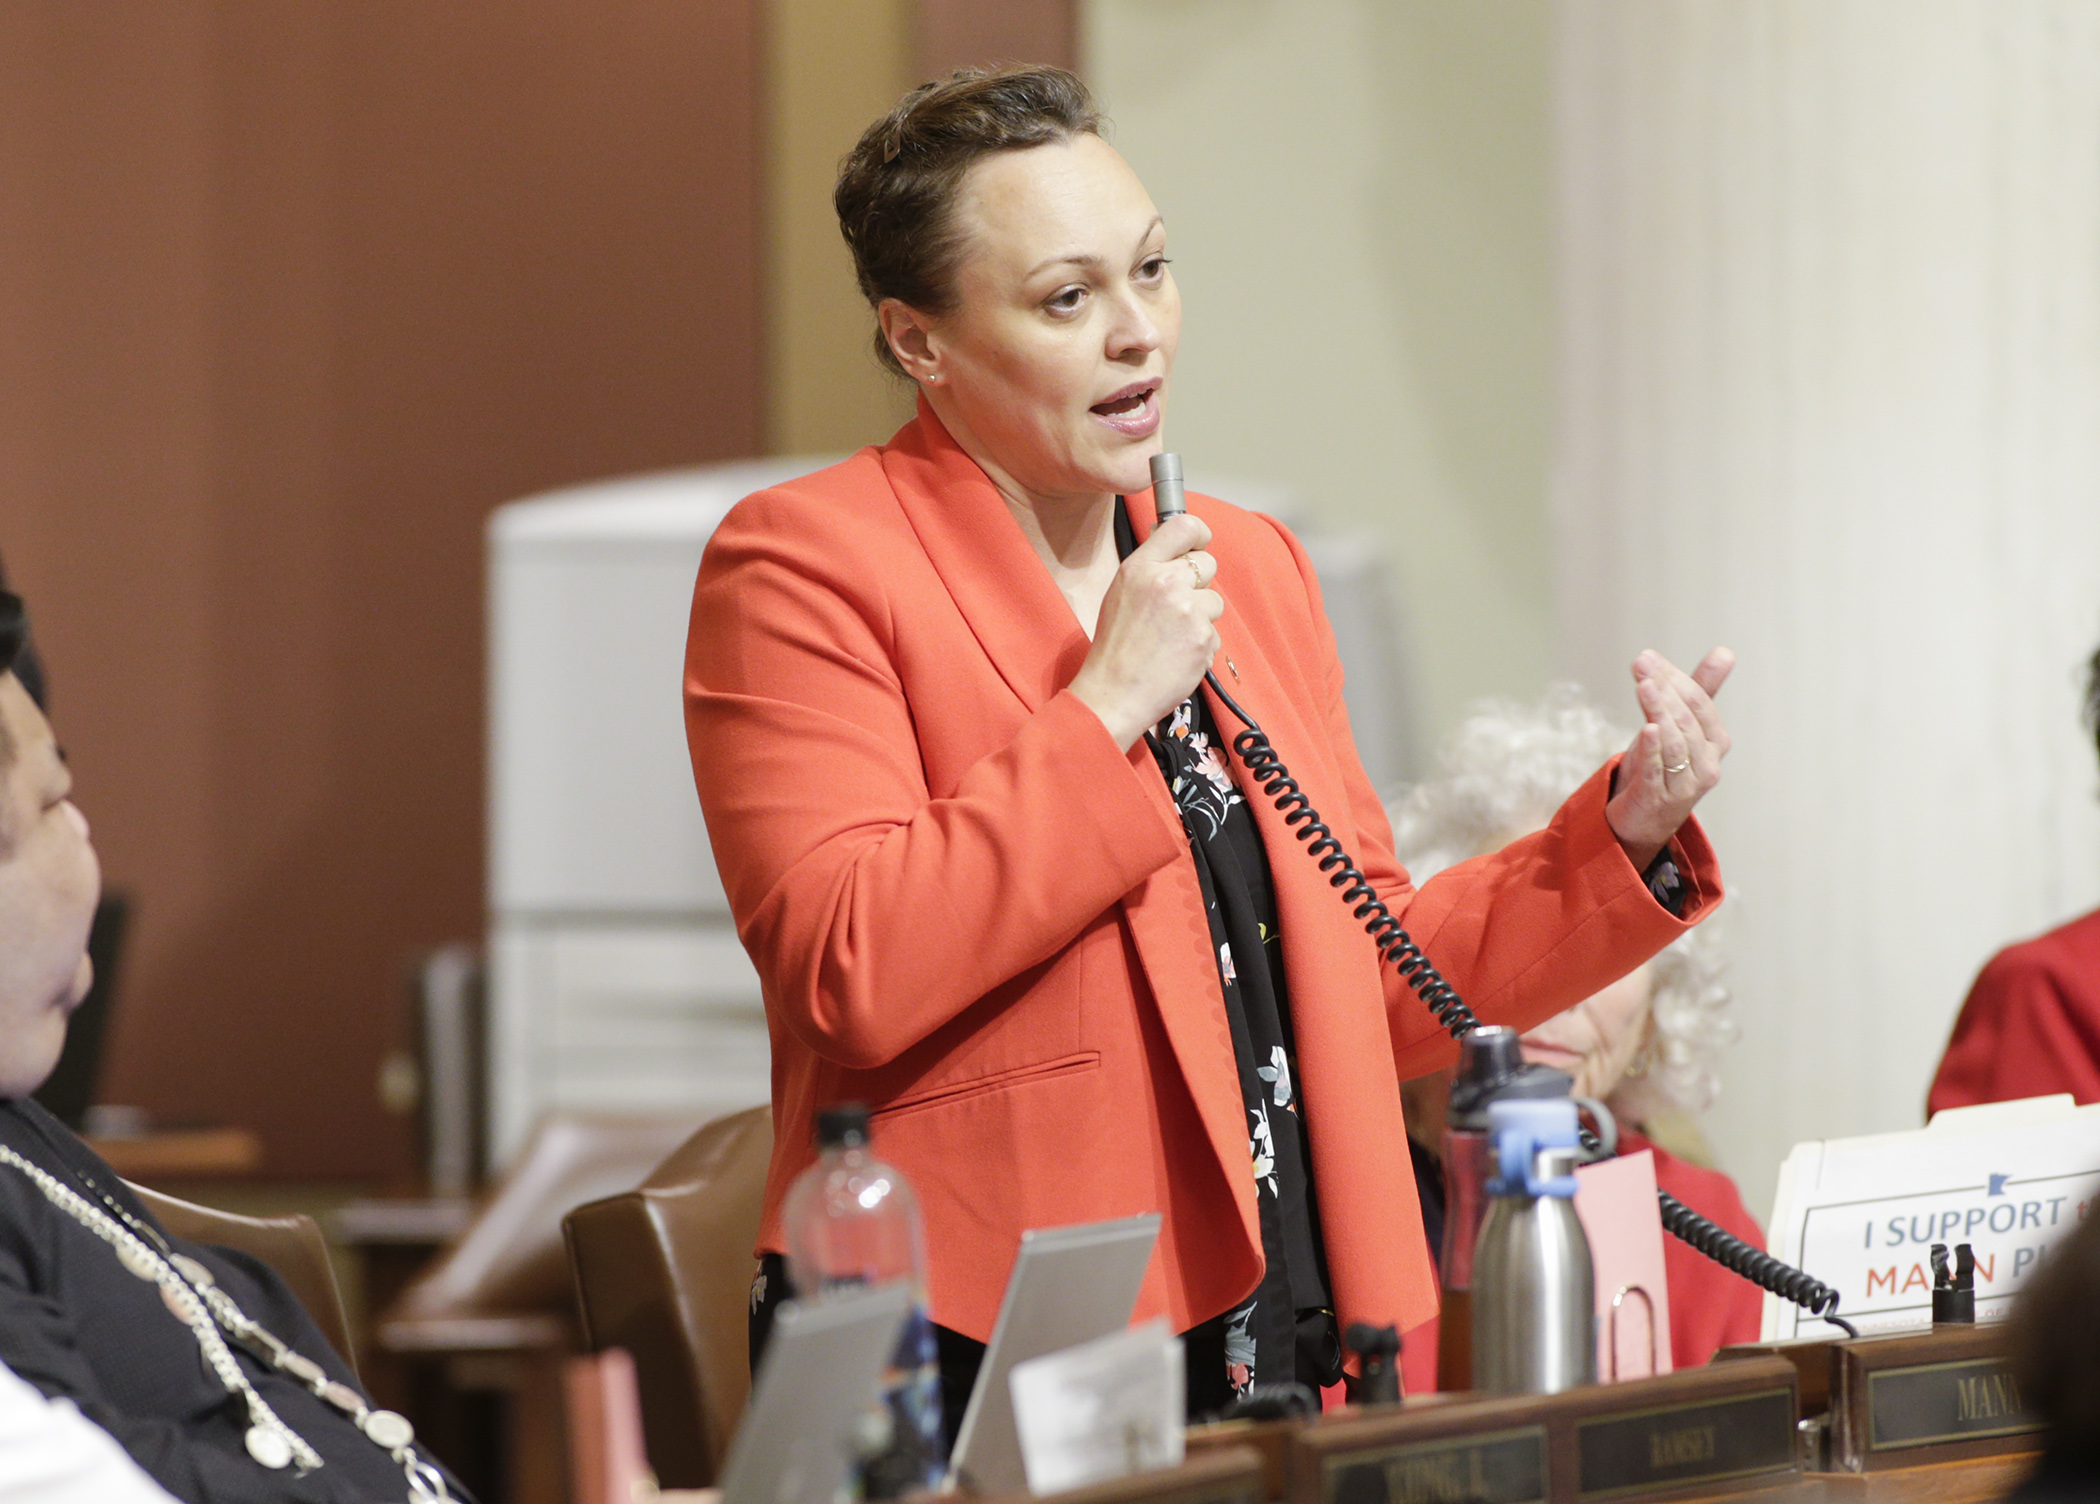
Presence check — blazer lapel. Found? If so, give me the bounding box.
[881,400,1092,715]
[1177,524,1433,1328]
[883,423,1268,1256]
[1115,494,1282,1252]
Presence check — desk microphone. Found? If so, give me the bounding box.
[1149,452,1185,520]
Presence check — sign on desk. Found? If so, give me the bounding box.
[1763,1095,2100,1340]
[1322,1426,1546,1504]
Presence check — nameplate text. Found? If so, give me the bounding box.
[1867,1358,2041,1450]
[1322,1426,1546,1504]
[1575,1387,1794,1499]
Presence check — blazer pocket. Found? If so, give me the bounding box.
[869,1050,1100,1125]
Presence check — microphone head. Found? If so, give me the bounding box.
[1149,451,1186,519]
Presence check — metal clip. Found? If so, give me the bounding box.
[1607,1282,1659,1381]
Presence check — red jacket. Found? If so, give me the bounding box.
[683,402,1723,1342]
[1928,907,2100,1116]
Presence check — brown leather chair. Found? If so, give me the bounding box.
[130,1182,357,1377]
[563,1104,774,1490]
[373,1112,706,1504]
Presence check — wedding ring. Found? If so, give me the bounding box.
[1188,557,1205,587]
[1663,758,1692,774]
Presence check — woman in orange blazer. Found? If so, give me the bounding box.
[685,67,1733,1412]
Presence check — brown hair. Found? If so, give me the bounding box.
[835,66,1102,376]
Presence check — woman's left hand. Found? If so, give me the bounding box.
[1604,647,1735,872]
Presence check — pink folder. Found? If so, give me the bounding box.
[1573,1149,1673,1380]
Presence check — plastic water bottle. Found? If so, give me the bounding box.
[781,1103,945,1497]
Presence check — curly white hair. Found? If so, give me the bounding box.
[1385,684,1737,1116]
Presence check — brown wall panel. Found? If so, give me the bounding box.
[914,0,1075,79]
[0,1,762,1179]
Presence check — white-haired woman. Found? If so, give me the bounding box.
[1389,687,1764,1383]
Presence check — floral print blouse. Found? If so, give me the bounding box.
[1117,502,1343,1405]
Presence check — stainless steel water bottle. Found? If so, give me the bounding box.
[1471,1097,1597,1396]
[1436,1027,1608,1390]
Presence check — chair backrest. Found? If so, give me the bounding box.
[563,1104,773,1489]
[384,1112,705,1332]
[130,1182,358,1376]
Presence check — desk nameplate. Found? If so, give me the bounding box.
[1288,1358,1802,1504]
[1574,1388,1795,1500]
[1866,1358,2039,1451]
[1827,1325,2047,1471]
[1321,1425,1546,1504]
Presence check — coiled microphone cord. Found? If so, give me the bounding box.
[1200,667,1858,1339]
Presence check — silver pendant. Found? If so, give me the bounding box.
[170,1254,216,1289]
[159,1281,201,1324]
[360,1409,415,1451]
[246,1425,295,1470]
[115,1239,159,1282]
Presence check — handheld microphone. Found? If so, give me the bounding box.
[1149,452,1185,522]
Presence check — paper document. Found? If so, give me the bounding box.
[1762,1094,2100,1340]
[1010,1319,1185,1496]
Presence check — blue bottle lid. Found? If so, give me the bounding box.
[1485,1097,1581,1199]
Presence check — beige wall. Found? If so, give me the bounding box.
[763,0,1081,456]
[1083,0,1556,747]
[765,0,916,453]
[1554,0,2100,1217]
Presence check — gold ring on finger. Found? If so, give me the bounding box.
[1663,758,1692,774]
[1189,557,1205,587]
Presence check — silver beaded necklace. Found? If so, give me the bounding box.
[0,1144,454,1502]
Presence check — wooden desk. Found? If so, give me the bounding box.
[330,1196,476,1342]
[979,1447,1268,1504]
[85,1127,263,1180]
[1184,1363,2046,1504]
[1190,1360,1804,1503]
[1810,1451,2037,1502]
[1721,1325,2043,1493]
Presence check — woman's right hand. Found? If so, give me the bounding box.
[1069,513,1224,751]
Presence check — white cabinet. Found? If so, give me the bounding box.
[486,459,833,1158]
[487,922,771,1154]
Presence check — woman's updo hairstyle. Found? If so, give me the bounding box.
[836,65,1102,376]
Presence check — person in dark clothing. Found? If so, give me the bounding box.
[2008,1197,2100,1500]
[0,586,471,1503]
[2007,1201,2100,1504]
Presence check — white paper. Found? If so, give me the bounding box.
[1009,1319,1184,1496]
[1762,1094,2100,1340]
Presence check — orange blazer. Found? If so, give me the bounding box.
[684,401,1722,1344]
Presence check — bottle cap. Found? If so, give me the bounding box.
[1447,1027,1576,1130]
[815,1103,871,1150]
[1486,1097,1581,1199]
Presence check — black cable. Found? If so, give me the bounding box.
[1203,669,1858,1339]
